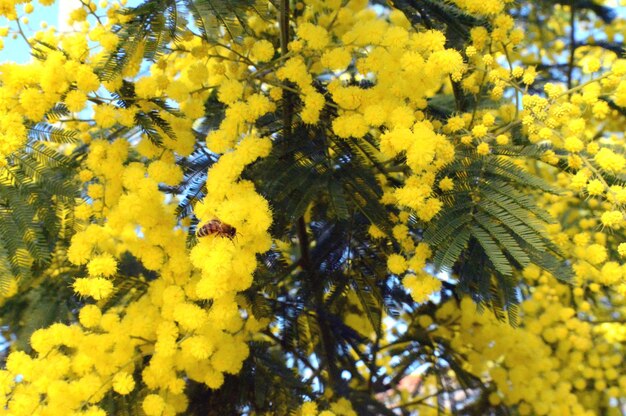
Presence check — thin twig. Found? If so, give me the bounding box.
[567,5,576,90]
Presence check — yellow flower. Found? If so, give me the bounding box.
[64,90,88,113]
[217,79,244,104]
[586,244,607,265]
[181,336,214,359]
[446,116,465,132]
[143,394,166,416]
[368,224,386,239]
[587,142,600,155]
[387,254,407,274]
[569,171,589,191]
[601,210,623,229]
[87,253,117,277]
[6,351,34,378]
[321,47,352,71]
[599,262,622,285]
[94,104,118,128]
[416,197,443,222]
[79,305,102,328]
[477,142,490,155]
[74,64,100,92]
[522,66,537,85]
[302,92,325,124]
[495,134,509,145]
[595,148,626,173]
[73,277,114,300]
[332,114,368,138]
[564,136,584,153]
[586,179,604,196]
[250,39,275,63]
[403,273,441,303]
[300,402,318,416]
[439,177,454,191]
[297,22,329,50]
[173,303,208,331]
[482,113,495,126]
[452,0,504,15]
[185,62,208,87]
[112,372,135,395]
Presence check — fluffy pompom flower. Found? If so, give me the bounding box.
[403,273,442,303]
[143,394,165,416]
[112,372,135,395]
[73,277,114,300]
[601,210,623,229]
[250,40,274,63]
[79,304,102,328]
[387,254,407,274]
[87,253,117,277]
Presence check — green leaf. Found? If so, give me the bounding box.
[470,226,512,277]
[473,212,530,267]
[433,228,471,272]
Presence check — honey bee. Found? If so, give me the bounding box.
[196,219,237,240]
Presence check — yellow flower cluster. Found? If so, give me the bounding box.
[359,2,626,412]
[0,48,100,164]
[431,294,597,415]
[452,0,510,15]
[3,129,271,414]
[5,0,626,413]
[377,262,626,415]
[297,398,357,416]
[0,1,278,414]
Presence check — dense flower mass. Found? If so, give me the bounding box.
[1,0,626,414]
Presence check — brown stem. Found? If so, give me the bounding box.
[567,5,576,90]
[279,0,294,139]
[296,217,310,269]
[279,0,290,57]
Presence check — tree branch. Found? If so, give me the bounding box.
[567,5,576,90]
